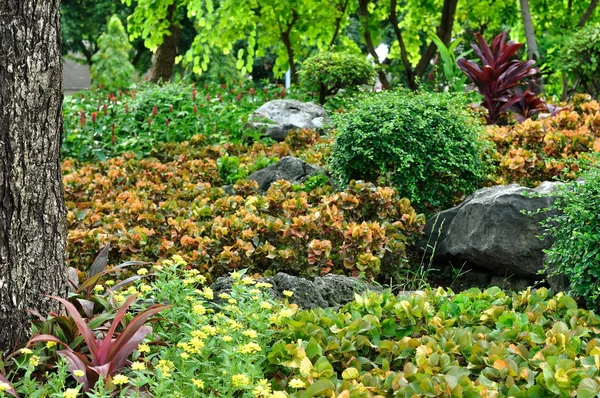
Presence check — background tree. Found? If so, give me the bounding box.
[91,15,136,91]
[0,0,67,352]
[61,0,150,71]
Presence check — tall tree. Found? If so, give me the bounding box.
[519,0,540,60]
[578,0,599,27]
[0,0,67,352]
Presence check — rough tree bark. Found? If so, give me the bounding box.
[519,0,540,60]
[0,0,67,353]
[149,2,181,84]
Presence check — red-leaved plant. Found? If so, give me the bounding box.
[0,372,17,397]
[28,294,168,391]
[457,31,540,124]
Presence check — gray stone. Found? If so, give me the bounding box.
[210,272,381,309]
[417,182,563,278]
[489,276,531,292]
[248,156,321,192]
[247,100,329,141]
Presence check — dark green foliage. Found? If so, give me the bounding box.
[329,90,489,212]
[542,157,600,307]
[299,52,375,104]
[558,24,600,98]
[90,15,135,92]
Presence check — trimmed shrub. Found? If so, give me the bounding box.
[542,157,600,307]
[299,52,375,104]
[329,90,489,212]
[558,24,600,98]
[90,15,135,92]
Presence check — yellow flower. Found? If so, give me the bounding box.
[193,303,206,315]
[139,284,152,293]
[192,378,205,389]
[46,341,57,349]
[19,348,33,355]
[271,392,288,398]
[222,335,233,342]
[73,370,85,378]
[172,254,186,266]
[62,388,79,398]
[289,378,305,388]
[156,360,175,378]
[228,298,238,304]
[93,285,104,293]
[131,361,146,371]
[256,282,273,289]
[180,352,190,359]
[191,330,208,339]
[253,379,272,397]
[0,382,12,393]
[105,280,115,286]
[112,374,129,386]
[137,343,150,353]
[230,271,242,280]
[202,287,214,300]
[250,288,260,295]
[137,268,148,275]
[242,329,258,338]
[126,286,138,295]
[29,355,40,367]
[260,302,273,310]
[241,276,255,285]
[238,342,262,354]
[202,325,217,336]
[231,373,250,387]
[219,293,231,299]
[282,290,294,297]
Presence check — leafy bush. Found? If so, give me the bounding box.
[299,52,375,104]
[268,286,600,396]
[62,81,319,161]
[90,15,135,92]
[329,90,489,212]
[542,157,600,307]
[457,31,542,124]
[486,98,600,186]
[558,24,600,98]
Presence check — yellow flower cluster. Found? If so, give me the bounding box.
[238,342,262,354]
[156,359,175,378]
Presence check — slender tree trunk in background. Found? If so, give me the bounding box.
[578,0,599,27]
[0,0,67,353]
[389,0,417,90]
[149,2,181,83]
[358,0,391,90]
[414,0,459,79]
[280,11,299,85]
[329,0,351,48]
[519,0,540,60]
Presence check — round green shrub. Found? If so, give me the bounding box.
[90,15,135,92]
[558,24,600,98]
[299,51,375,104]
[329,90,489,212]
[542,158,600,307]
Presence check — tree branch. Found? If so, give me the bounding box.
[578,0,598,27]
[389,0,416,89]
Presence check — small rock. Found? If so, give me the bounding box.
[248,156,321,192]
[247,100,329,141]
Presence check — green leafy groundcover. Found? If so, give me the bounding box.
[269,287,600,397]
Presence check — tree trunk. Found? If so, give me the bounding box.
[578,0,599,27]
[389,0,417,89]
[358,0,391,90]
[519,0,540,60]
[280,10,299,85]
[149,2,181,84]
[414,0,459,79]
[0,0,67,353]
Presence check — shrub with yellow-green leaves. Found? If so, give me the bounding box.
[267,286,600,397]
[64,136,424,281]
[486,97,600,186]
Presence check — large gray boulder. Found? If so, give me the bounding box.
[247,100,328,141]
[210,273,381,309]
[248,156,321,192]
[417,181,563,278]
